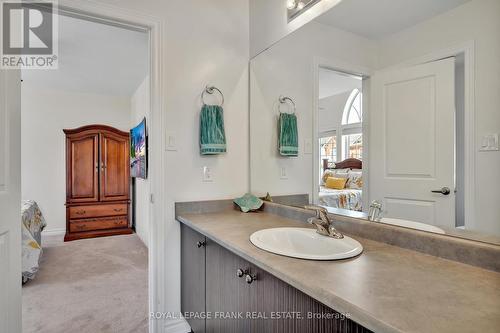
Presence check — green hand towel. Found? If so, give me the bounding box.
[278,113,298,156]
[200,104,227,155]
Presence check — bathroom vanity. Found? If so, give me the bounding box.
[177,201,500,333]
[181,223,369,333]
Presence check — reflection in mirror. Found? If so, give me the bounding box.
[250,0,500,245]
[317,69,363,214]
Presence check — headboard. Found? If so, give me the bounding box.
[322,158,362,171]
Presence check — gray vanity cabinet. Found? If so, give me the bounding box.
[181,224,371,333]
[180,224,207,333]
[205,238,251,333]
[246,263,366,332]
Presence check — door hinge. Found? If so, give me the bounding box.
[150,193,154,204]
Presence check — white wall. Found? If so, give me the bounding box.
[130,77,150,247]
[250,21,376,199]
[319,92,348,133]
[21,85,131,233]
[250,0,343,57]
[376,0,500,235]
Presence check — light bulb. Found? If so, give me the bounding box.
[286,0,297,10]
[297,1,305,10]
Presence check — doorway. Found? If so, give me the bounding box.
[314,66,365,214]
[20,8,151,333]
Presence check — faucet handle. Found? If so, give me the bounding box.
[304,205,329,221]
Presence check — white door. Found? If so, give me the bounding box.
[0,69,22,333]
[369,57,455,228]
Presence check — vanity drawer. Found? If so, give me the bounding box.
[69,216,128,232]
[69,203,127,219]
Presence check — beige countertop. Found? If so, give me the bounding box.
[177,210,500,333]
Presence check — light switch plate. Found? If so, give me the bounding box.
[166,131,177,151]
[304,138,313,154]
[479,134,499,152]
[280,167,288,179]
[203,166,214,182]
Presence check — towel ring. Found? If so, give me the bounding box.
[278,95,296,114]
[202,85,224,106]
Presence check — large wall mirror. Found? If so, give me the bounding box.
[250,0,500,244]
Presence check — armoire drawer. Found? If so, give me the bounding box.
[69,216,128,232]
[69,203,127,219]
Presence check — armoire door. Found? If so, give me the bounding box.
[100,131,130,201]
[66,132,100,203]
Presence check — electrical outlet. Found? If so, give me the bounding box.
[203,166,214,182]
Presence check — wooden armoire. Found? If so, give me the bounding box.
[64,125,132,241]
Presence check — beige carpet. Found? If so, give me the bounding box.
[22,234,148,333]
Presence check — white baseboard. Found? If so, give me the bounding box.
[164,318,191,333]
[41,228,66,246]
[42,228,66,236]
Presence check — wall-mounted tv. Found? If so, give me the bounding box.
[130,118,147,179]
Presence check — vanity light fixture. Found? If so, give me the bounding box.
[287,0,321,21]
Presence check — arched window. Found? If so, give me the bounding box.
[342,89,362,125]
[341,89,363,160]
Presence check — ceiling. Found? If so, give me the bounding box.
[319,67,361,99]
[22,14,148,97]
[315,0,471,39]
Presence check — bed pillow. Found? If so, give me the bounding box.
[325,177,348,190]
[321,168,350,184]
[346,171,363,189]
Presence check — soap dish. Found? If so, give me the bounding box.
[234,193,264,213]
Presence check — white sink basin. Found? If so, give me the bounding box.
[250,227,363,260]
[379,217,445,234]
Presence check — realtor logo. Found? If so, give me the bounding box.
[1,1,58,69]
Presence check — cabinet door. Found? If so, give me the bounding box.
[66,132,99,203]
[100,131,130,201]
[206,239,251,333]
[248,264,371,333]
[181,224,206,333]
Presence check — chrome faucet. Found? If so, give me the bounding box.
[304,205,344,239]
[368,200,383,221]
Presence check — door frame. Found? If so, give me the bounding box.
[50,1,166,332]
[312,56,372,210]
[386,41,476,230]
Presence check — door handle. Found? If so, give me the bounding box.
[431,187,451,195]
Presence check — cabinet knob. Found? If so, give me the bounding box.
[75,210,86,215]
[236,268,248,278]
[245,273,257,284]
[196,240,206,248]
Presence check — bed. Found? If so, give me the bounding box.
[319,158,363,211]
[22,200,46,282]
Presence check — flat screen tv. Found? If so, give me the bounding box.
[130,118,147,179]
